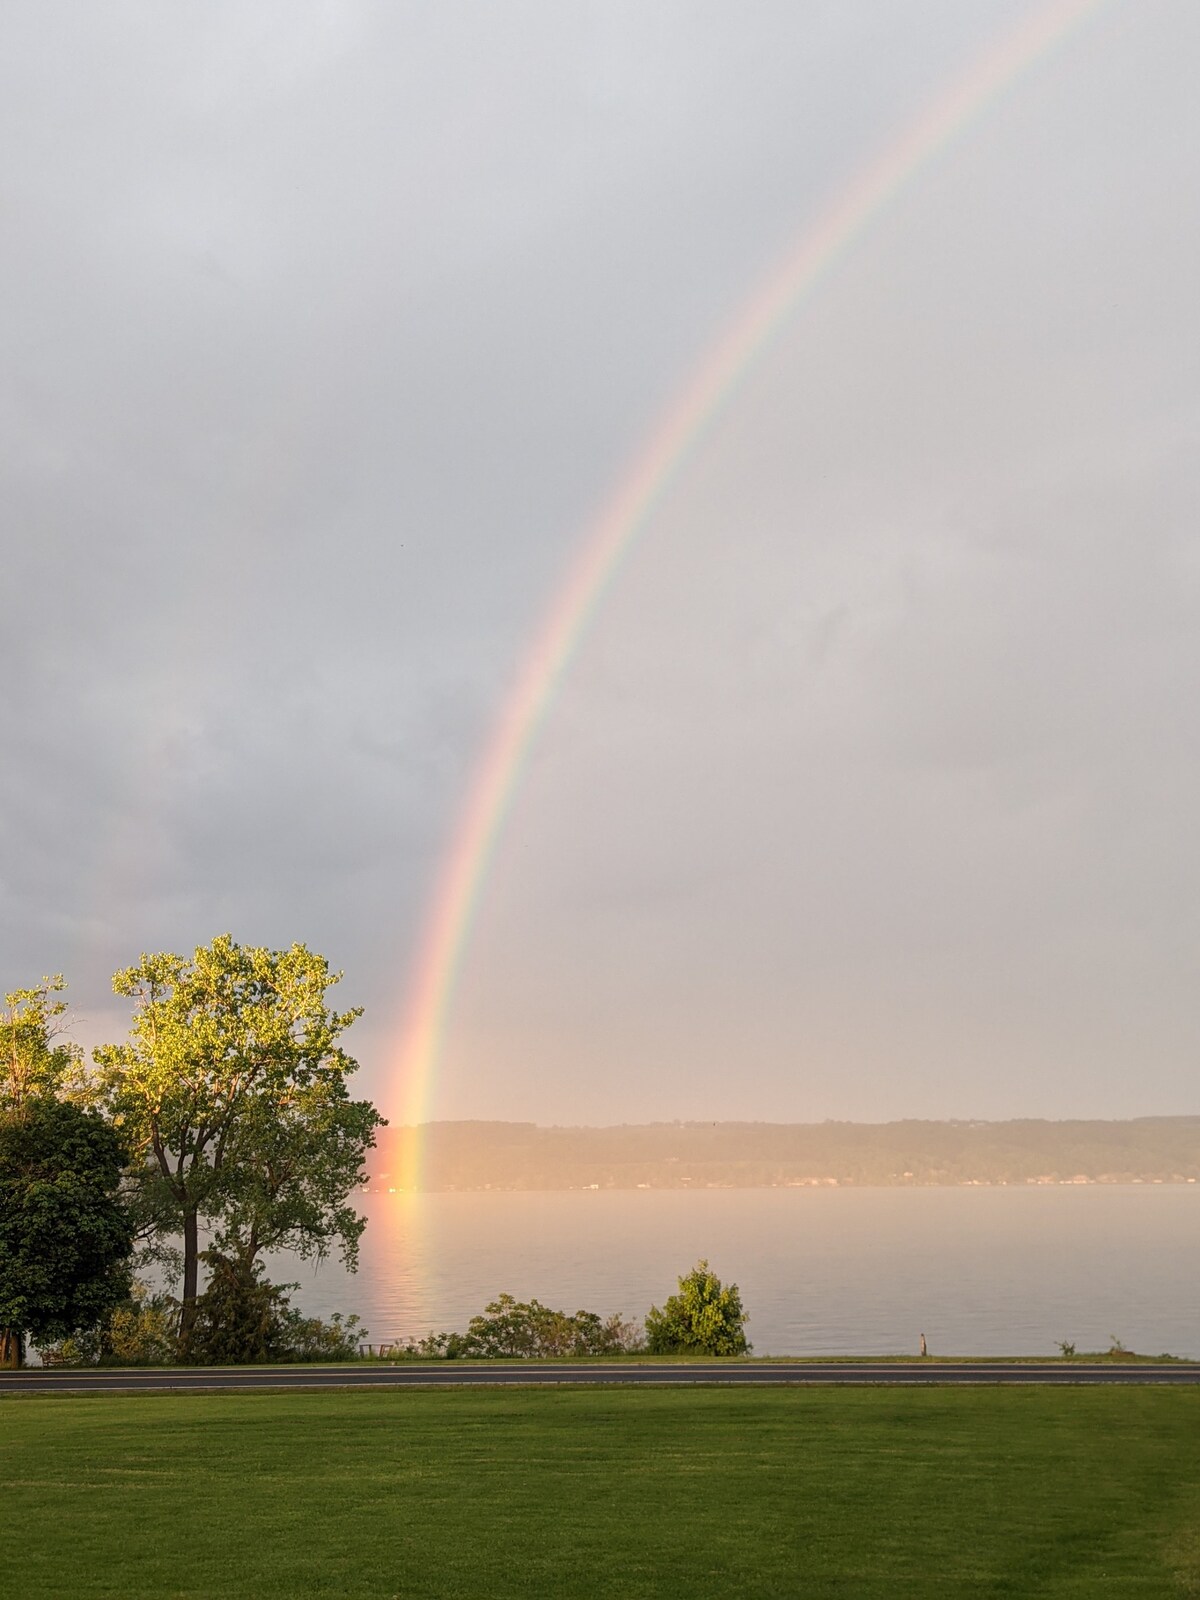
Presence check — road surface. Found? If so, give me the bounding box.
[4,1361,1200,1393]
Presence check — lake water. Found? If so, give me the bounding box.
[280,1185,1200,1358]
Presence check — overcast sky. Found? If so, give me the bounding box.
[4,0,1199,1125]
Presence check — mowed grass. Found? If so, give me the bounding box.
[3,1387,1200,1598]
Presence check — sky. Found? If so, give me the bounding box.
[4,0,1200,1127]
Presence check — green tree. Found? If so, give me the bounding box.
[189,1253,364,1365]
[211,1068,383,1279]
[644,1260,750,1356]
[1,977,82,1110]
[94,935,383,1358]
[189,1252,292,1364]
[0,1096,135,1367]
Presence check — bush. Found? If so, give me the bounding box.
[464,1295,641,1358]
[393,1297,644,1360]
[36,1282,179,1367]
[395,1330,477,1361]
[189,1253,365,1364]
[645,1260,750,1356]
[277,1308,363,1361]
[101,1284,179,1363]
[36,1260,363,1367]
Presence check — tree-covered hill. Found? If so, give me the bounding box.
[368,1116,1200,1191]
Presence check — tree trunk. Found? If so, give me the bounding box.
[0,1328,23,1369]
[177,1207,200,1360]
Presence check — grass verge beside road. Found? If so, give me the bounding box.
[4,1387,1199,1598]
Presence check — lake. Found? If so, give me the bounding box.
[280,1184,1200,1358]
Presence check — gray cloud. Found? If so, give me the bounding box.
[3,1,1198,1122]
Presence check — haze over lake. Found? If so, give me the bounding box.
[283,1185,1200,1359]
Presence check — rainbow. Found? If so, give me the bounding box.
[389,0,1111,1185]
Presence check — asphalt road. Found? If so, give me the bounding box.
[5,1361,1200,1393]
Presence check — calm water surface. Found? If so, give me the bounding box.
[282,1186,1200,1358]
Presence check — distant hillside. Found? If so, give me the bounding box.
[366,1117,1200,1191]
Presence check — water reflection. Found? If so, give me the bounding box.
[274,1185,1200,1357]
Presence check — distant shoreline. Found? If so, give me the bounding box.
[364,1177,1200,1193]
[365,1115,1200,1193]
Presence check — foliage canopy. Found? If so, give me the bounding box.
[644,1260,750,1356]
[94,934,383,1356]
[0,1095,135,1365]
[1,978,82,1110]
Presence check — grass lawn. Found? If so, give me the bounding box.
[3,1387,1199,1598]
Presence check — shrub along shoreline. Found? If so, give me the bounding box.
[35,1260,754,1367]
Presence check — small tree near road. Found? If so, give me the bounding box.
[645,1260,750,1356]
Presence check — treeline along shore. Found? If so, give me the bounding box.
[370,1116,1200,1192]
